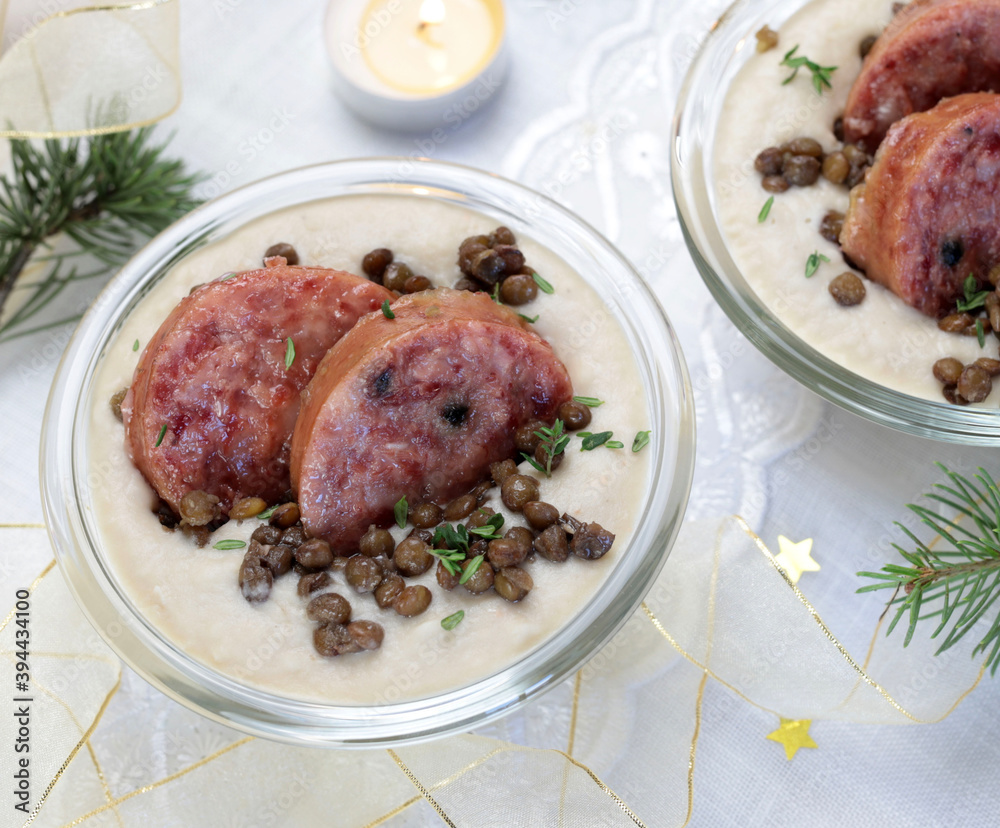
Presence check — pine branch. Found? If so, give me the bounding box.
[0,127,202,342]
[858,464,1000,675]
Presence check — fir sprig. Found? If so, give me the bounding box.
[858,464,1000,675]
[0,127,201,342]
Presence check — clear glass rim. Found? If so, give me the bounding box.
[671,0,1000,445]
[41,157,696,747]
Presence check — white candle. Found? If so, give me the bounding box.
[326,0,507,132]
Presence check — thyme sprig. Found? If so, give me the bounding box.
[956,274,991,313]
[431,513,505,575]
[780,45,837,95]
[522,419,570,477]
[0,128,201,342]
[858,464,1000,675]
[429,547,466,576]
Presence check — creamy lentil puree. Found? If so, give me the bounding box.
[714,0,1000,404]
[88,194,651,704]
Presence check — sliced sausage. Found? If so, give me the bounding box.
[290,288,573,554]
[122,260,393,515]
[840,93,1000,317]
[843,0,1000,152]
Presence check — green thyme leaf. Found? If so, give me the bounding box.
[605,440,625,449]
[758,196,774,223]
[977,318,986,348]
[632,430,651,453]
[964,274,978,300]
[532,272,554,294]
[132,338,139,352]
[521,452,546,474]
[581,431,613,451]
[572,396,604,407]
[780,45,837,95]
[434,522,470,554]
[491,282,502,304]
[429,547,465,575]
[154,423,167,447]
[459,554,485,585]
[519,313,539,323]
[220,272,237,281]
[441,610,465,630]
[805,251,830,278]
[284,337,295,370]
[213,539,247,550]
[957,274,990,312]
[469,513,505,540]
[257,504,279,521]
[394,496,408,529]
[382,299,395,319]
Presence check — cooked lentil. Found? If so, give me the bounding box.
[359,525,395,558]
[501,474,540,512]
[345,555,382,593]
[394,585,433,616]
[347,620,384,651]
[495,567,533,602]
[307,592,352,624]
[264,242,299,266]
[362,247,393,281]
[829,272,866,306]
[295,538,333,570]
[933,357,964,385]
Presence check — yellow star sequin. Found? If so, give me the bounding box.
[774,535,819,584]
[766,717,818,760]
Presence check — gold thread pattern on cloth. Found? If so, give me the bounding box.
[738,516,966,723]
[0,558,55,634]
[23,677,121,827]
[54,737,255,828]
[387,749,458,828]
[567,669,583,756]
[0,0,181,138]
[5,515,995,826]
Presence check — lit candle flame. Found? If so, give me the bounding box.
[418,0,446,27]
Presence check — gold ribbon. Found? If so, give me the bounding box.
[3,514,991,827]
[0,0,180,138]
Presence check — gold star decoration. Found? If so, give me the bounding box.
[766,717,818,760]
[774,535,819,585]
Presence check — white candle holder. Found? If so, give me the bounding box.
[325,0,508,133]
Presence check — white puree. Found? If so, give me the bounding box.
[715,0,1000,404]
[88,194,651,704]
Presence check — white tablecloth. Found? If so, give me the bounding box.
[2,0,999,825]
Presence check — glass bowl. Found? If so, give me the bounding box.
[41,158,695,747]
[672,0,1000,444]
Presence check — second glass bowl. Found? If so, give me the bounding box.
[672,0,1000,444]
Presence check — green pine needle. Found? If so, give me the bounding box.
[0,127,202,342]
[857,464,1000,675]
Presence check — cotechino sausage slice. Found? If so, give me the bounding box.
[843,0,1000,152]
[291,289,573,553]
[123,260,393,515]
[840,93,1000,317]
